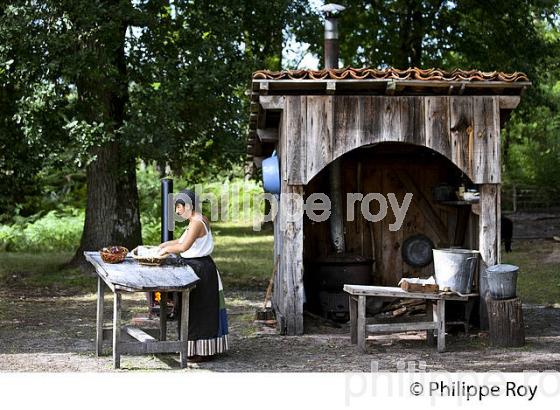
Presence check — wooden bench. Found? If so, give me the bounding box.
[84,252,200,369]
[343,285,477,353]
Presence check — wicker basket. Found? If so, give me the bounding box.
[131,246,170,266]
[100,246,129,264]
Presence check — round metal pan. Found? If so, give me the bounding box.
[402,234,435,268]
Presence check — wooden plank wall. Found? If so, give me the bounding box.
[274,95,500,334]
[285,96,500,186]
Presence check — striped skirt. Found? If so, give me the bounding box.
[165,255,229,357]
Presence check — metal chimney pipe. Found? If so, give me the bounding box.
[323,4,344,69]
[161,178,174,242]
[321,4,346,253]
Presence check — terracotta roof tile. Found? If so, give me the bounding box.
[253,67,529,82]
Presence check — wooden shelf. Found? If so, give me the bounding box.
[438,200,479,206]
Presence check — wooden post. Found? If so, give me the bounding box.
[478,184,500,330]
[426,300,435,346]
[179,290,190,368]
[113,291,121,369]
[434,299,446,353]
[279,184,305,335]
[487,297,525,347]
[160,292,167,341]
[357,295,366,353]
[349,295,358,344]
[96,277,105,356]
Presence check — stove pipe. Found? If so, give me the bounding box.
[161,178,174,242]
[321,3,346,254]
[322,4,344,69]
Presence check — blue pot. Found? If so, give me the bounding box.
[262,152,280,194]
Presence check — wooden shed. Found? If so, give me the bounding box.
[247,67,530,335]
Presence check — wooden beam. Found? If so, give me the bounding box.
[366,321,438,333]
[343,285,470,301]
[179,290,190,368]
[386,79,397,95]
[256,128,279,143]
[159,291,167,341]
[113,292,121,369]
[125,326,156,343]
[118,341,187,355]
[259,95,285,110]
[498,96,521,110]
[279,184,305,335]
[259,81,269,95]
[478,184,500,330]
[96,277,105,356]
[252,79,531,94]
[435,299,446,352]
[326,80,336,94]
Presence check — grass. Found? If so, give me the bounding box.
[0,251,95,293]
[211,222,274,289]
[0,228,558,305]
[0,221,274,293]
[501,239,560,305]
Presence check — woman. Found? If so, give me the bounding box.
[158,189,229,362]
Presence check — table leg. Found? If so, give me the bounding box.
[426,300,435,346]
[357,296,366,353]
[176,292,183,337]
[160,292,167,341]
[349,295,358,344]
[464,299,475,335]
[96,276,105,356]
[179,290,190,368]
[435,299,446,353]
[113,291,121,369]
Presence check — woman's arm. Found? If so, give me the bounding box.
[161,220,204,255]
[159,239,179,248]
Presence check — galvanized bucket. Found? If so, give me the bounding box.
[433,248,479,293]
[483,264,519,300]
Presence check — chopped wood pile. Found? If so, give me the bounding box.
[374,299,427,319]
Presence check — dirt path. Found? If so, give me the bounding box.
[1,282,559,372]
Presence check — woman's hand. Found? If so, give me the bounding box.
[157,246,168,256]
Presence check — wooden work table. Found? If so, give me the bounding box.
[84,252,200,369]
[343,285,478,353]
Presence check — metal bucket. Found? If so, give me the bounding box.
[483,264,519,300]
[433,248,479,293]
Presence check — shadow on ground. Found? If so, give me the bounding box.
[1,274,559,372]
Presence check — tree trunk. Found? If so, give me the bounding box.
[70,143,142,266]
[69,4,142,266]
[487,297,525,347]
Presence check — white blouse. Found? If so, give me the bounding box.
[178,216,214,258]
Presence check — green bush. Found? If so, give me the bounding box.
[0,209,84,251]
[0,163,266,251]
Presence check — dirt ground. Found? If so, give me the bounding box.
[1,278,559,372]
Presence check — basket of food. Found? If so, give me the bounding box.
[131,245,170,266]
[100,246,129,264]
